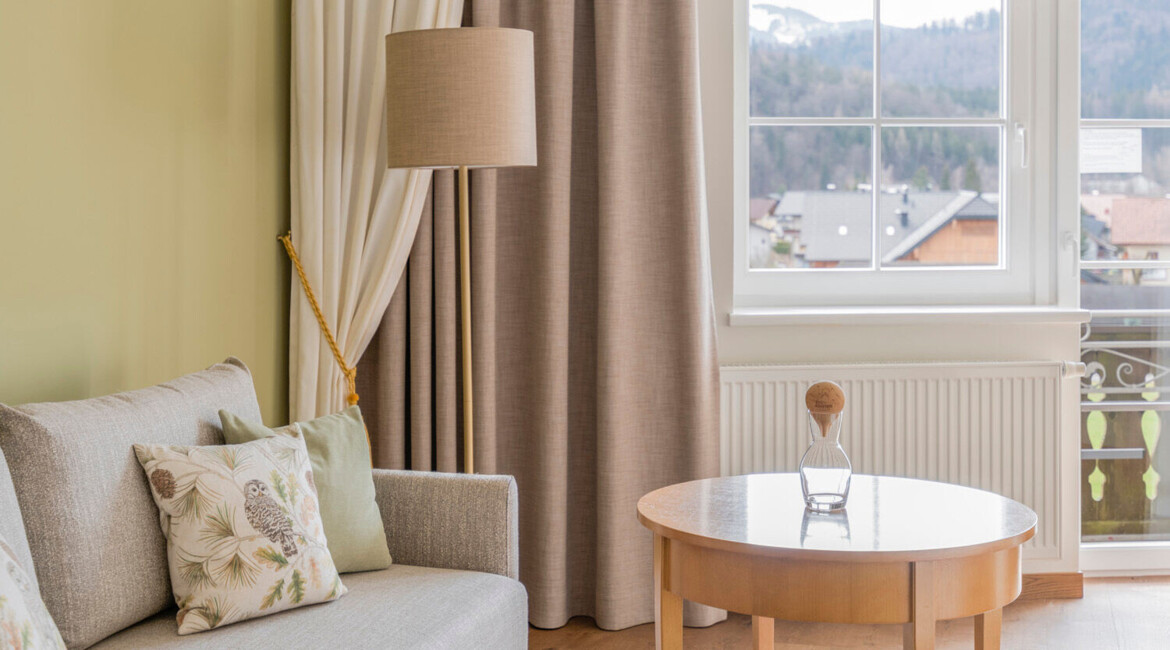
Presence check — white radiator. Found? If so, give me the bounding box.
[720,362,1080,567]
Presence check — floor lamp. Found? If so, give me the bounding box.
[384,28,537,474]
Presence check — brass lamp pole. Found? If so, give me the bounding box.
[384,27,537,473]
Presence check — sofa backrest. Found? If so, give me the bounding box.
[0,444,37,593]
[0,357,263,649]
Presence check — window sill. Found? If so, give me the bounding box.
[729,306,1091,327]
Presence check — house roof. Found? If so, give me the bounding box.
[1082,212,1109,240]
[774,192,805,217]
[955,195,999,219]
[750,198,778,222]
[883,191,988,263]
[793,190,996,264]
[1109,197,1170,246]
[1080,194,1124,226]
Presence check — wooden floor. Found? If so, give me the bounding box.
[528,577,1170,649]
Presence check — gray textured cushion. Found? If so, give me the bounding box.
[372,469,519,580]
[0,358,262,649]
[0,445,37,595]
[90,564,528,650]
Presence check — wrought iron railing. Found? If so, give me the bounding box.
[1080,312,1170,542]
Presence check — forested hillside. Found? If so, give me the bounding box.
[749,1,1170,199]
[1081,0,1170,119]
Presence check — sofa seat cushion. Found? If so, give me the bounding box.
[0,358,263,649]
[90,564,528,650]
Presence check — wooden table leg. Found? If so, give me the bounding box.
[975,608,1002,650]
[654,534,683,650]
[751,616,774,650]
[903,561,935,650]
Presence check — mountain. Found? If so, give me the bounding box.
[750,4,997,94]
[749,4,871,47]
[748,2,1170,199]
[749,1,1170,118]
[748,7,1002,197]
[1081,0,1170,119]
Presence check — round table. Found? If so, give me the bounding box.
[636,474,1036,650]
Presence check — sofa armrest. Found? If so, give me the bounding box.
[371,469,519,579]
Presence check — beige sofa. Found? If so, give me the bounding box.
[0,359,527,648]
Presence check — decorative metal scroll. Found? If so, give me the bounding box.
[1080,339,1162,504]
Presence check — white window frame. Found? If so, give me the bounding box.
[1066,0,1170,572]
[732,0,1058,309]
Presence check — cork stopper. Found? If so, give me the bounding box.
[806,381,845,437]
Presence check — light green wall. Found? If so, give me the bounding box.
[0,1,291,423]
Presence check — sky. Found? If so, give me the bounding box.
[755,0,1001,29]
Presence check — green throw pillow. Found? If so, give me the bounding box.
[219,406,392,573]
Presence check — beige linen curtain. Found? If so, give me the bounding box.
[357,0,722,630]
[289,0,463,421]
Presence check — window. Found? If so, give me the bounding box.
[735,0,1047,307]
[1078,0,1170,550]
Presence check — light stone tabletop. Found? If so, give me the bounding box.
[637,473,1037,562]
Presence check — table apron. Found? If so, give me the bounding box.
[664,539,1022,625]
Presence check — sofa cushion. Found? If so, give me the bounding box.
[1,529,65,649]
[90,564,528,649]
[0,358,262,649]
[134,433,347,634]
[0,445,37,594]
[219,406,392,573]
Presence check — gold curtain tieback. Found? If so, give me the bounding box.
[279,232,360,407]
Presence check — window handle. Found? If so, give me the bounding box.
[1015,122,1028,169]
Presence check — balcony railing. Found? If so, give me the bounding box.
[1081,311,1170,542]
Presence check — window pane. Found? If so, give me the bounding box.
[1081,128,1170,263]
[880,0,1001,118]
[749,1,873,117]
[1082,1,1170,119]
[749,126,872,269]
[878,126,1000,266]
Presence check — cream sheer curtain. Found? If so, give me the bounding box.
[289,0,464,421]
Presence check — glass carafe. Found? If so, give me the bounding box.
[799,381,851,511]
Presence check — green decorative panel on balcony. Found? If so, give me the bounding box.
[1081,315,1170,541]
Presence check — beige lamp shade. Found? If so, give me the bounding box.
[384,27,537,169]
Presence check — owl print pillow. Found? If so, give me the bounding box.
[134,432,346,635]
[0,532,65,649]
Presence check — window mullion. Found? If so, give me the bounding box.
[1080,118,1170,129]
[747,118,1006,127]
[748,117,877,127]
[881,118,1007,127]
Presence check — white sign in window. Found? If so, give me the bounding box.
[1080,128,1142,174]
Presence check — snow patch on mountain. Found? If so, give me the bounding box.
[749,3,872,47]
